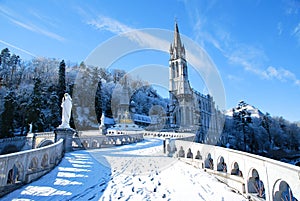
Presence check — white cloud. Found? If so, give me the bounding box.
[285,0,300,15]
[228,47,300,86]
[87,15,133,34]
[227,74,243,82]
[181,2,300,89]
[264,66,300,86]
[0,39,36,57]
[277,22,283,35]
[292,22,300,43]
[86,15,170,52]
[227,44,268,76]
[0,5,65,42]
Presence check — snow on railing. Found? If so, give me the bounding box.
[0,139,64,197]
[169,140,300,201]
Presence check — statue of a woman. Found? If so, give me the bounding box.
[59,93,72,128]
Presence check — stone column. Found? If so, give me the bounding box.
[54,128,75,152]
[25,133,36,149]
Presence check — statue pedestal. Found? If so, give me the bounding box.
[55,128,75,152]
[99,125,107,135]
[26,132,36,149]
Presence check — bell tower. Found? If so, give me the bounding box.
[169,22,194,129]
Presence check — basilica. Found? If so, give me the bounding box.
[168,22,220,143]
[113,22,221,143]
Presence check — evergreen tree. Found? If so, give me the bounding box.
[58,59,66,101]
[0,48,11,85]
[1,91,15,138]
[95,80,103,123]
[27,78,45,132]
[0,48,21,89]
[262,112,272,149]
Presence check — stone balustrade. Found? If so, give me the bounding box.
[1,129,299,201]
[0,139,64,197]
[143,131,195,141]
[73,132,144,149]
[169,139,300,201]
[0,136,26,154]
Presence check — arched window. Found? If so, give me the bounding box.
[195,150,202,160]
[248,169,265,199]
[205,153,214,169]
[41,154,49,168]
[273,180,297,201]
[231,162,243,177]
[217,156,227,173]
[186,148,193,159]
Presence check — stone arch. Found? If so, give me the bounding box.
[178,146,185,158]
[41,154,49,168]
[110,139,116,145]
[247,168,265,199]
[92,140,99,148]
[50,153,56,165]
[2,144,18,155]
[186,148,193,159]
[195,150,202,160]
[37,139,54,148]
[15,161,24,182]
[217,156,227,173]
[7,168,14,184]
[230,162,243,177]
[116,138,122,145]
[273,180,297,201]
[28,157,38,171]
[7,162,23,184]
[205,153,214,169]
[83,140,89,148]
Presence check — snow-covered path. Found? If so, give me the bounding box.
[3,138,247,201]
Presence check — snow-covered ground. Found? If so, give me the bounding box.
[3,138,247,201]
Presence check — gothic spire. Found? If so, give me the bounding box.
[174,21,182,49]
[170,21,185,59]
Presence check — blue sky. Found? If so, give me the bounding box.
[1,0,300,122]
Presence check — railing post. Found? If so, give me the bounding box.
[54,128,76,152]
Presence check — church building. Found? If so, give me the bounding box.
[168,22,219,143]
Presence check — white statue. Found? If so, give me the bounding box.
[59,93,72,128]
[99,112,106,134]
[29,123,32,133]
[100,112,105,127]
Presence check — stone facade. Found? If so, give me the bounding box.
[169,22,219,143]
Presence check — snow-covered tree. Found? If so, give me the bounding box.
[26,78,45,132]
[58,59,66,101]
[0,91,16,138]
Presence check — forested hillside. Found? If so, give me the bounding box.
[0,48,167,137]
[221,100,300,161]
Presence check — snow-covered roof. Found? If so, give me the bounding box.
[132,114,151,123]
[104,117,115,125]
[107,123,144,131]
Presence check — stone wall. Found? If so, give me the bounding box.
[0,139,64,197]
[0,136,26,154]
[169,140,300,201]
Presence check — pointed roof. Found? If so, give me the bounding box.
[173,21,182,49]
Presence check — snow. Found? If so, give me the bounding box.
[225,103,263,118]
[3,138,247,201]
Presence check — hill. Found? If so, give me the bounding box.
[225,100,264,119]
